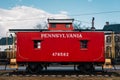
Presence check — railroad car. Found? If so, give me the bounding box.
[8,19,110,73]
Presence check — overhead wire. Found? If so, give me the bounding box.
[69,10,120,16]
[0,10,120,23]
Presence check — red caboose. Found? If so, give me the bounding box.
[9,19,105,73]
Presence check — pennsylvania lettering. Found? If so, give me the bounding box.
[41,33,82,38]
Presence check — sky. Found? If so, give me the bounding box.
[0,0,120,37]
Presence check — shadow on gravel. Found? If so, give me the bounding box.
[2,70,119,77]
[111,72,120,76]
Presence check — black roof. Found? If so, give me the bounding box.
[0,37,13,45]
[9,29,105,32]
[103,24,120,33]
[9,29,48,32]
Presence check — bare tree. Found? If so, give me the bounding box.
[73,22,90,30]
[34,22,48,29]
[73,21,82,29]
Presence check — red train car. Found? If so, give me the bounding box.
[10,19,105,73]
[17,32,104,63]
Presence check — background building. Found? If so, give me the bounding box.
[0,37,13,51]
[103,24,120,64]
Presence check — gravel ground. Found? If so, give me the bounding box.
[0,66,120,80]
[0,76,120,80]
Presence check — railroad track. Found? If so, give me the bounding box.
[0,69,120,77]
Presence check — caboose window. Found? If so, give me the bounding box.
[51,24,56,28]
[34,40,41,49]
[65,24,70,28]
[80,40,88,49]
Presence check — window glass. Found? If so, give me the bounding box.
[106,46,111,57]
[106,46,111,52]
[80,40,88,49]
[34,40,41,49]
[51,24,56,28]
[65,24,70,28]
[106,36,111,43]
[115,36,120,42]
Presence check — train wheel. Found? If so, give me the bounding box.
[77,64,86,73]
[26,63,43,74]
[85,63,95,72]
[77,63,95,73]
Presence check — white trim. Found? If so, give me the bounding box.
[48,19,74,23]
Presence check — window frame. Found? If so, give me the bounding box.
[33,40,42,49]
[80,40,89,49]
